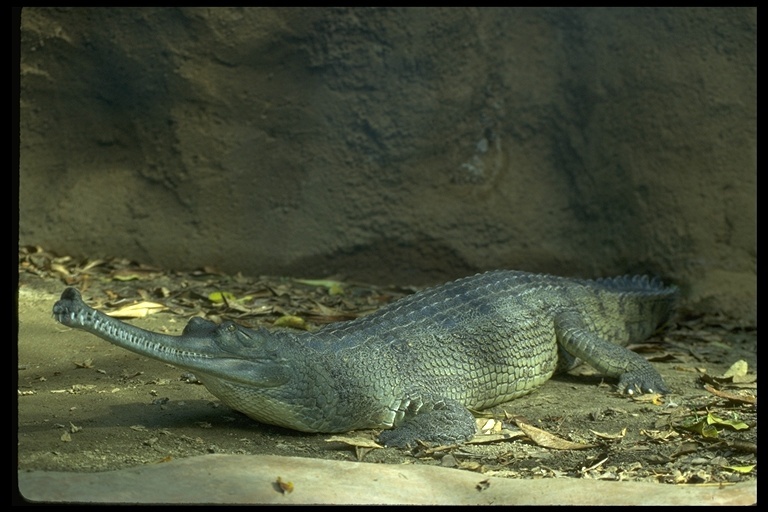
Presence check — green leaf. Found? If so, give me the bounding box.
[724,464,755,473]
[679,411,750,439]
[706,412,749,431]
[294,279,345,295]
[273,315,307,330]
[208,291,237,304]
[680,417,719,438]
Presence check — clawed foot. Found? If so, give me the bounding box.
[618,370,669,395]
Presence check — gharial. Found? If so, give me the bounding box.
[52,270,678,448]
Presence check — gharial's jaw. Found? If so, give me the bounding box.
[52,288,290,388]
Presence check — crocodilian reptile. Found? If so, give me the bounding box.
[52,270,678,448]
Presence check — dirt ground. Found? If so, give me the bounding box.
[17,247,757,488]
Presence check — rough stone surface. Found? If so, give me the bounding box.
[18,7,756,321]
[17,454,757,505]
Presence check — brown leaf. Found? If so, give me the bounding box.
[275,476,294,494]
[50,263,71,278]
[80,259,105,272]
[589,428,627,440]
[467,430,527,444]
[703,384,757,405]
[629,392,665,405]
[514,419,596,450]
[325,435,383,449]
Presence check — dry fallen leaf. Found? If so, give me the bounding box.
[106,301,167,319]
[476,479,491,491]
[466,431,527,444]
[514,418,596,450]
[476,418,503,433]
[589,427,627,440]
[717,360,756,384]
[722,360,748,378]
[325,435,383,449]
[640,429,680,441]
[459,460,485,472]
[275,476,294,494]
[629,392,665,405]
[326,435,383,461]
[73,358,93,369]
[50,263,71,278]
[703,383,757,405]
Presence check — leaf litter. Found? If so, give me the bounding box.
[19,245,405,329]
[17,245,757,487]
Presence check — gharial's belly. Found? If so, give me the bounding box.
[457,349,560,410]
[196,374,390,434]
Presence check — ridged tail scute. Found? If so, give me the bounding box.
[594,274,677,295]
[589,275,679,341]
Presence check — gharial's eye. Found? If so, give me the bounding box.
[226,323,237,333]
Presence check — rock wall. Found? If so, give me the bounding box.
[18,7,756,320]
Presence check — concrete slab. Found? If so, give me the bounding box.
[17,454,757,505]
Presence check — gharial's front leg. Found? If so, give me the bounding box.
[377,395,476,448]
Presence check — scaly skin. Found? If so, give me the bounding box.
[52,270,678,447]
